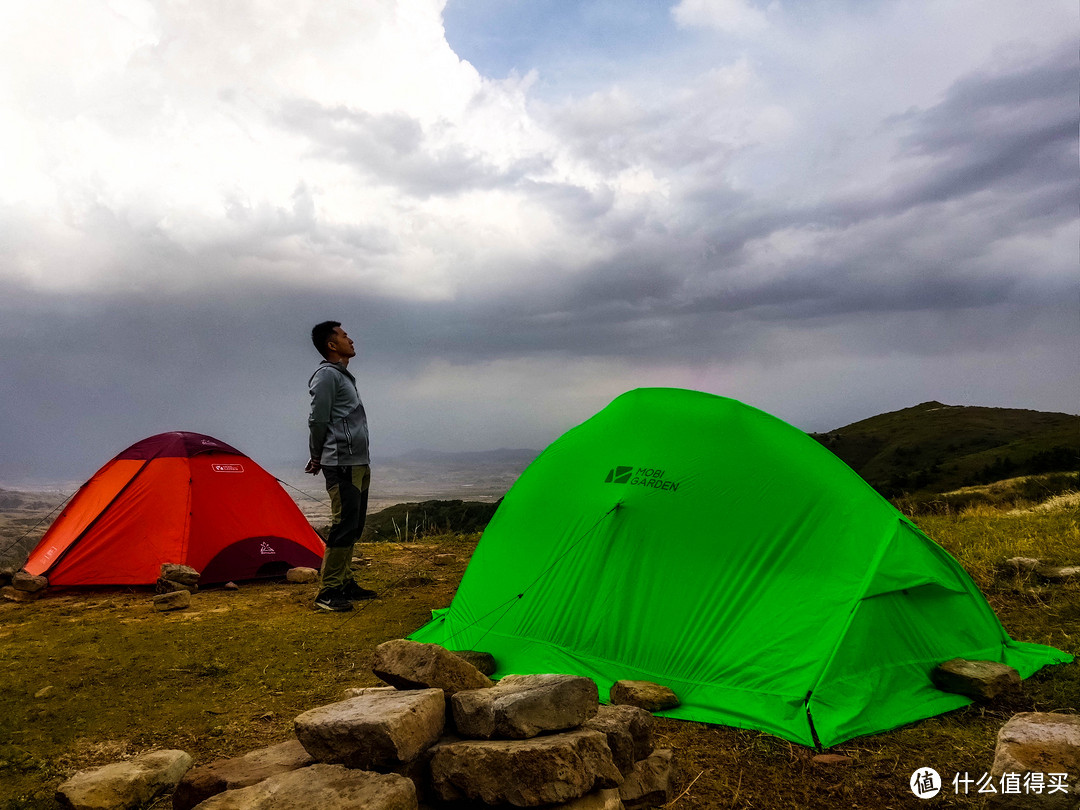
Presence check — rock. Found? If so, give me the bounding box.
[153,590,192,611]
[432,554,456,566]
[172,740,315,810]
[1003,557,1042,574]
[583,705,654,774]
[57,749,192,810]
[429,728,622,807]
[372,639,493,695]
[286,567,319,584]
[156,578,197,594]
[610,681,680,712]
[931,659,1021,701]
[619,749,673,810]
[12,571,48,592]
[0,563,15,586]
[294,688,445,770]
[452,673,599,740]
[188,764,416,809]
[395,731,462,804]
[224,582,240,591]
[989,712,1080,808]
[342,686,398,699]
[448,650,496,677]
[35,686,55,700]
[2,585,42,603]
[552,788,625,809]
[1036,565,1080,583]
[160,564,200,586]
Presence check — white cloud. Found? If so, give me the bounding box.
[671,0,771,35]
[0,0,588,297]
[0,0,1075,478]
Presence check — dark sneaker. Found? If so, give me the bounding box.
[341,580,377,601]
[313,589,353,612]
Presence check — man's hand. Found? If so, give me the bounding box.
[304,459,321,475]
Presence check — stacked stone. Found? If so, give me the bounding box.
[167,639,676,809]
[1,570,48,602]
[153,564,200,611]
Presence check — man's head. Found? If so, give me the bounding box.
[311,321,356,361]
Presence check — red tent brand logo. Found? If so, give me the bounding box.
[259,542,276,555]
[212,463,244,473]
[605,465,681,493]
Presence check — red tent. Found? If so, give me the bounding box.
[24,432,324,586]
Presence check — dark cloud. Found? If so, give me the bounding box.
[2,9,1076,484]
[278,99,546,197]
[847,45,1077,220]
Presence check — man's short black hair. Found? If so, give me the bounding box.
[311,321,342,359]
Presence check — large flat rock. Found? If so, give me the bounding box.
[931,658,1021,701]
[172,739,314,810]
[429,728,622,807]
[294,689,445,771]
[57,749,192,810]
[989,713,1080,808]
[609,681,679,712]
[452,673,599,739]
[373,639,493,695]
[189,764,416,809]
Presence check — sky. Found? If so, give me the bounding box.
[0,0,1076,483]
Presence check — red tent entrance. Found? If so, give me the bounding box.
[24,432,324,586]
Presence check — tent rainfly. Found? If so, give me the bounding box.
[411,388,1071,747]
[24,431,324,586]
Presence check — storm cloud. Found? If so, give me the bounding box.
[0,0,1075,482]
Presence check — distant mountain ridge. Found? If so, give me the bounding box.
[813,401,1079,496]
[391,448,538,465]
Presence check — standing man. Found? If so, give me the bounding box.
[306,321,377,612]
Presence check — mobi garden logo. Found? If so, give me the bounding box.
[604,465,681,493]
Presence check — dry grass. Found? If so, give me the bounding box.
[1,504,1077,810]
[1008,491,1080,514]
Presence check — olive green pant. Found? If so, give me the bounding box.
[320,465,370,591]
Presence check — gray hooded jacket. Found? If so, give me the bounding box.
[308,361,370,467]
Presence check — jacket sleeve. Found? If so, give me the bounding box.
[308,368,335,461]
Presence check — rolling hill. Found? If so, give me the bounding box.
[812,401,1079,497]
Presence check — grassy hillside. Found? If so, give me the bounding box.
[813,401,1078,498]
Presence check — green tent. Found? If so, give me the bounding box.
[411,388,1070,746]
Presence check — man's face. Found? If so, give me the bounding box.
[327,326,356,359]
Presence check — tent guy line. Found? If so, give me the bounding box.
[0,492,73,561]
